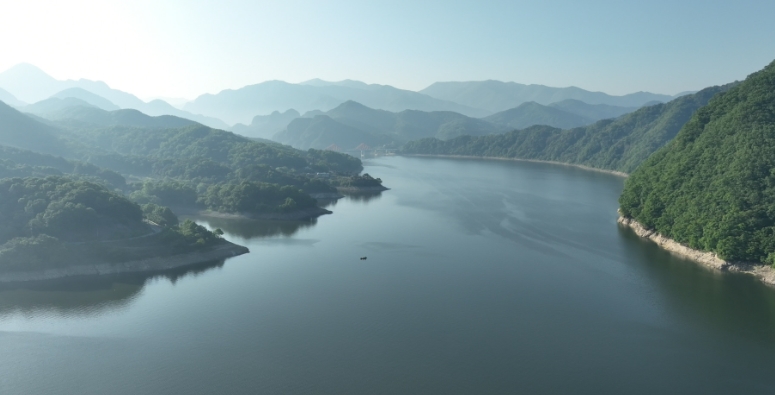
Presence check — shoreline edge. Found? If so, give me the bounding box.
[617,215,775,286]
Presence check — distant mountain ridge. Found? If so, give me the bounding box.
[273,100,506,151]
[0,64,229,129]
[184,80,491,125]
[483,102,596,130]
[403,83,734,174]
[420,80,677,113]
[36,106,199,130]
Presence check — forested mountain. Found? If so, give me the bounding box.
[619,60,775,264]
[403,84,732,173]
[0,97,373,222]
[0,64,229,129]
[184,80,489,125]
[483,101,594,130]
[547,99,637,121]
[0,176,234,271]
[272,101,505,150]
[420,80,675,113]
[0,145,125,189]
[232,109,301,140]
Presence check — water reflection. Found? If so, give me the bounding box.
[617,225,775,345]
[194,216,318,239]
[341,190,383,203]
[0,259,227,318]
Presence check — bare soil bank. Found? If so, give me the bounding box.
[0,242,249,283]
[618,216,775,286]
[404,154,628,178]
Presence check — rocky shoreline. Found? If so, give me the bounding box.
[405,154,628,178]
[617,216,775,286]
[0,242,250,283]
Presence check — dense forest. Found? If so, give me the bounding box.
[0,176,226,270]
[619,60,775,264]
[0,102,374,219]
[402,84,732,173]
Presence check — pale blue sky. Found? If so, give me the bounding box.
[1,0,772,99]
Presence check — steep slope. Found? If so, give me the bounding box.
[420,80,675,113]
[619,60,775,264]
[0,100,69,155]
[483,102,594,129]
[184,80,489,125]
[403,84,732,173]
[548,99,637,121]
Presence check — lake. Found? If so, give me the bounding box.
[2,156,775,394]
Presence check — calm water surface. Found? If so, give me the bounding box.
[2,156,775,394]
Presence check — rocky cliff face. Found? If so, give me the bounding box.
[618,216,775,286]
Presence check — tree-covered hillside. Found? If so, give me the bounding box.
[619,59,775,264]
[0,176,229,271]
[0,146,125,188]
[0,100,372,220]
[403,84,732,173]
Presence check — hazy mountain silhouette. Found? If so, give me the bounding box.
[232,109,301,139]
[23,97,98,115]
[0,100,69,155]
[484,102,594,129]
[0,64,229,129]
[271,100,505,150]
[0,88,24,107]
[184,80,489,125]
[38,106,199,129]
[420,80,676,113]
[50,88,120,111]
[275,115,393,150]
[547,99,637,121]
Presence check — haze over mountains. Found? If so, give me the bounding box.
[183,79,490,125]
[0,64,229,129]
[230,98,646,151]
[0,63,682,140]
[421,81,685,113]
[273,101,507,150]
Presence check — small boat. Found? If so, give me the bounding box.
[360,256,367,260]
